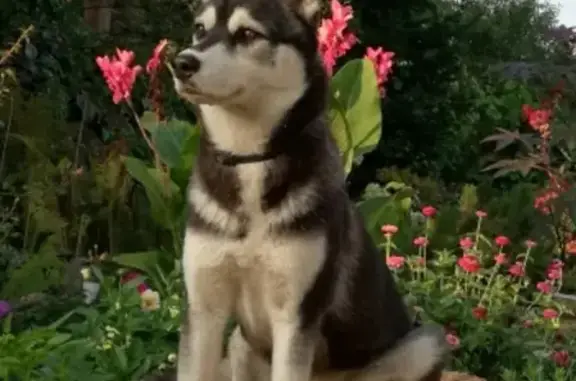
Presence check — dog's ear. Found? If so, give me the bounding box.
[289,0,323,26]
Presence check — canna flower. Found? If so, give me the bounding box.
[96,49,142,104]
[457,254,480,273]
[364,46,395,96]
[317,0,357,75]
[386,255,405,270]
[146,39,168,74]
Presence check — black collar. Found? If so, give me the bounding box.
[213,149,280,166]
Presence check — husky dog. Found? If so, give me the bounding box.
[171,1,448,381]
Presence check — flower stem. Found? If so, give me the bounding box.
[472,216,483,252]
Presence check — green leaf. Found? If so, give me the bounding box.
[329,58,382,160]
[47,333,72,347]
[114,346,128,371]
[122,156,181,228]
[107,251,164,276]
[151,119,196,169]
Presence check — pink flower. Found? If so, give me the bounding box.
[317,0,358,75]
[146,39,168,74]
[380,224,399,236]
[475,210,487,218]
[459,237,474,250]
[494,235,510,247]
[414,257,425,266]
[458,254,480,273]
[364,46,395,96]
[543,308,558,320]
[386,255,405,270]
[525,239,537,249]
[420,205,437,218]
[551,350,570,368]
[537,281,552,294]
[547,259,564,280]
[508,261,525,277]
[96,49,142,104]
[472,306,487,320]
[445,333,460,348]
[494,253,507,265]
[413,236,429,247]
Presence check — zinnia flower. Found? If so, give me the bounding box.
[445,333,460,348]
[121,271,149,294]
[459,237,474,250]
[508,262,525,277]
[494,253,507,265]
[550,350,570,368]
[524,239,537,249]
[542,308,558,320]
[386,255,405,270]
[494,235,510,247]
[536,281,552,294]
[457,254,480,273]
[380,224,399,236]
[472,306,487,320]
[413,236,429,247]
[475,210,487,218]
[96,49,142,104]
[420,205,437,217]
[140,289,161,311]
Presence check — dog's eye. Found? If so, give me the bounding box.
[194,24,207,40]
[235,28,261,44]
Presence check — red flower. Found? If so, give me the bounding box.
[536,281,552,294]
[317,0,358,75]
[413,236,429,247]
[547,259,564,280]
[386,255,405,270]
[524,239,537,249]
[459,237,474,250]
[96,49,142,104]
[543,308,558,320]
[475,210,487,218]
[380,224,399,236]
[550,350,570,368]
[420,205,437,218]
[146,39,168,74]
[457,254,480,273]
[508,262,525,277]
[120,271,149,295]
[522,104,552,130]
[567,240,576,255]
[445,333,460,348]
[494,235,510,247]
[472,306,487,320]
[364,47,395,96]
[494,253,507,265]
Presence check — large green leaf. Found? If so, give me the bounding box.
[107,251,164,276]
[122,156,181,229]
[329,58,383,159]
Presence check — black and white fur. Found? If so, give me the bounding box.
[171,1,448,381]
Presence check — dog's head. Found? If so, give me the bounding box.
[172,0,322,109]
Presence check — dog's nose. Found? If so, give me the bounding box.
[173,52,201,77]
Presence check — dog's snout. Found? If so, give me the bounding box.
[173,52,201,77]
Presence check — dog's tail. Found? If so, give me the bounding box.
[357,324,448,381]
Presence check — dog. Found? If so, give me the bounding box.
[170,0,449,381]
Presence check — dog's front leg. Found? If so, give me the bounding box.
[177,231,234,381]
[270,318,317,381]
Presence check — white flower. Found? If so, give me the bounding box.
[140,289,161,311]
[167,353,177,363]
[80,267,91,280]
